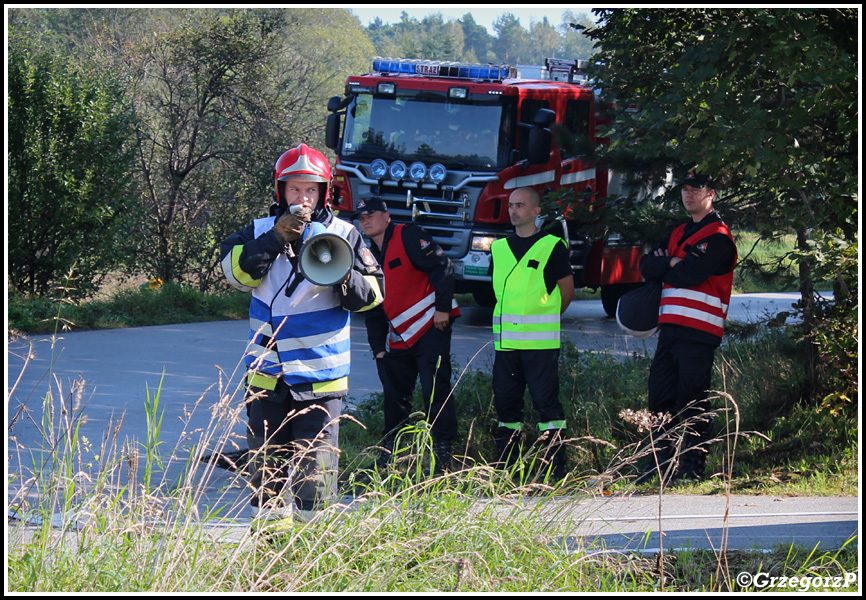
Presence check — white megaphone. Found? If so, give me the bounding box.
[297,222,354,286]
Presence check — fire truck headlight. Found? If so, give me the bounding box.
[449,87,468,99]
[377,82,396,95]
[389,160,407,180]
[370,159,388,179]
[409,162,427,181]
[429,163,447,184]
[471,235,499,252]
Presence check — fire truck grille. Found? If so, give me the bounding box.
[376,193,473,258]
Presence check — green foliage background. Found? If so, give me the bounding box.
[577,7,858,409]
[8,7,595,298]
[8,27,138,299]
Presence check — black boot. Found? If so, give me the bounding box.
[541,429,567,482]
[673,444,707,482]
[635,438,678,485]
[247,434,293,509]
[432,439,453,476]
[372,437,395,470]
[494,426,523,470]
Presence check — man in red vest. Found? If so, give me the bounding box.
[637,171,737,484]
[355,197,461,475]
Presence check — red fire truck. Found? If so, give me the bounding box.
[325,57,644,315]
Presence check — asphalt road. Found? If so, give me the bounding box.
[7,292,859,551]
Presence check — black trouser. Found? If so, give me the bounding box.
[377,325,457,443]
[647,330,717,474]
[245,378,341,511]
[492,348,564,427]
[492,348,566,476]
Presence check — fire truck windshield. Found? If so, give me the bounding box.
[340,94,515,171]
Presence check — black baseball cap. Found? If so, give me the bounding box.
[681,171,715,189]
[352,197,388,218]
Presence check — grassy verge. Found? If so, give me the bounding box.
[340,326,857,499]
[7,394,858,593]
[7,316,858,591]
[8,282,250,334]
[8,471,859,592]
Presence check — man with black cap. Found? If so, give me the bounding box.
[636,171,737,484]
[354,197,461,475]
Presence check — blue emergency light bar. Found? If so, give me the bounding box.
[372,57,517,81]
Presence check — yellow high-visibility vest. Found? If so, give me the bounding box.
[491,234,564,351]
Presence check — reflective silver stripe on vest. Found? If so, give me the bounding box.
[659,305,726,329]
[661,288,729,313]
[278,353,352,375]
[273,327,350,353]
[390,306,434,343]
[390,291,436,329]
[250,317,274,338]
[389,297,459,345]
[494,313,561,326]
[499,330,561,342]
[246,351,352,375]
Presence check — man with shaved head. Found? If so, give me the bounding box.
[488,187,575,481]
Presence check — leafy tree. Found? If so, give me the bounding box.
[526,17,560,64]
[458,13,493,62]
[558,11,596,60]
[418,14,464,60]
[273,9,377,148]
[98,8,375,291]
[110,9,287,288]
[366,17,403,57]
[364,12,464,61]
[492,13,530,63]
[579,8,858,406]
[7,27,138,299]
[361,10,597,65]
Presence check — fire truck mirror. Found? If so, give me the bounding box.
[326,112,341,150]
[532,108,557,127]
[527,127,552,165]
[327,95,344,112]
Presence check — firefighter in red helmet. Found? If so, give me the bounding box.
[220,143,383,523]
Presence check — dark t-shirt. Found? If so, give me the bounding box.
[489,231,573,295]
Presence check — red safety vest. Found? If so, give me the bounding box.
[383,224,460,349]
[659,221,736,339]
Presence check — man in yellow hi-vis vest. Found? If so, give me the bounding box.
[489,187,574,481]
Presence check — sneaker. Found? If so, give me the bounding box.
[250,507,294,537]
[250,498,292,521]
[249,494,295,535]
[253,516,295,536]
